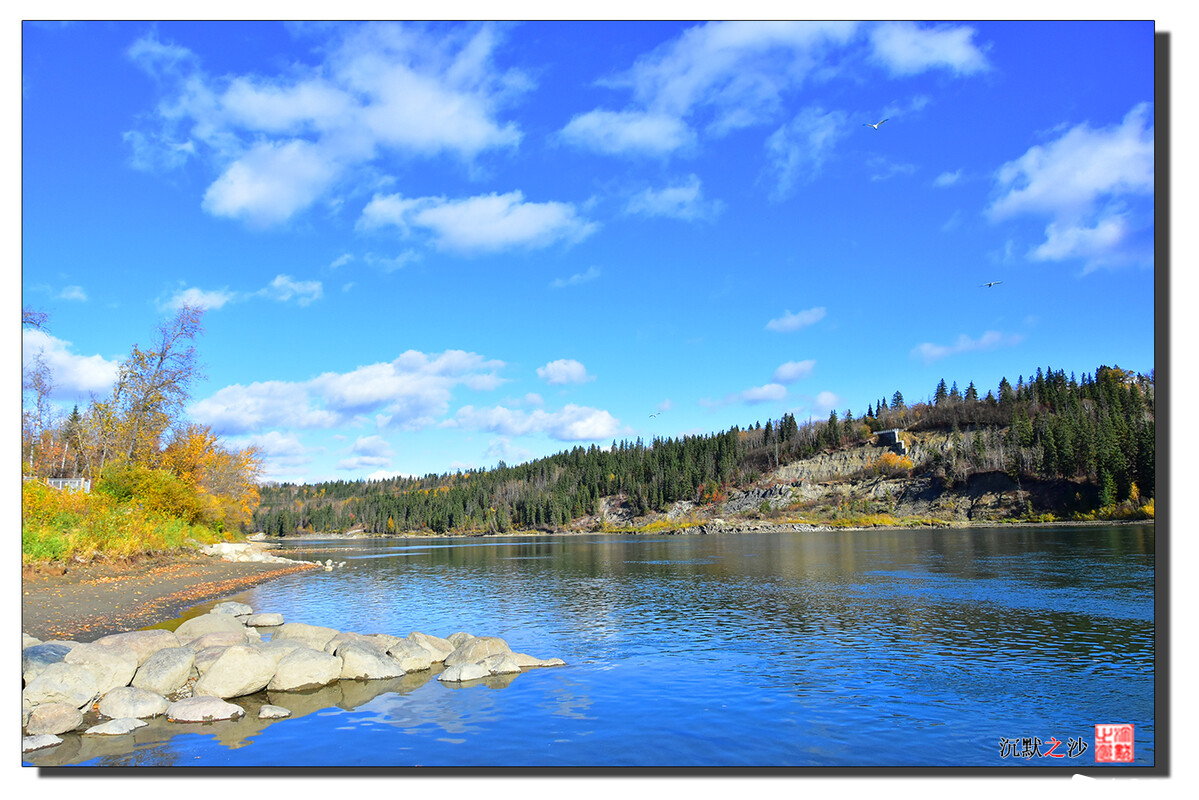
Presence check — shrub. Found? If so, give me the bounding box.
[869,452,915,477]
[21,478,233,564]
[97,462,204,523]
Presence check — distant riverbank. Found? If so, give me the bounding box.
[262,515,1153,542]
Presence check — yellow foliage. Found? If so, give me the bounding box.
[869,452,914,477]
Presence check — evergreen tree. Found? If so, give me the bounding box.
[934,379,949,405]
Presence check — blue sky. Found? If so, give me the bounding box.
[19,20,1160,485]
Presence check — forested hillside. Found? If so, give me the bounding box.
[253,364,1155,536]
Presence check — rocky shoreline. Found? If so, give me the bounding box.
[265,515,1151,544]
[22,597,565,759]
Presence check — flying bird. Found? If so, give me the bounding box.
[863,119,889,130]
[649,412,661,418]
[981,281,1003,288]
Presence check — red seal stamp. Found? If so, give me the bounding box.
[1095,724,1135,762]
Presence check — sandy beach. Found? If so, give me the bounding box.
[21,553,320,642]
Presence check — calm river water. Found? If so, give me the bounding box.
[31,525,1156,769]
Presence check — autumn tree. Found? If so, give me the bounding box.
[22,308,58,477]
[101,305,206,471]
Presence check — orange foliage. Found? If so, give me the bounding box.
[161,424,262,532]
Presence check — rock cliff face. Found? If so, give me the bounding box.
[585,433,1096,530]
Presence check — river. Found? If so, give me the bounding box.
[28,524,1156,769]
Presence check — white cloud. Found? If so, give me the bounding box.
[189,380,342,434]
[349,434,395,458]
[811,391,841,415]
[260,274,323,306]
[202,139,340,227]
[988,103,1154,270]
[338,455,392,470]
[561,22,858,157]
[189,349,505,435]
[234,430,313,472]
[58,285,88,302]
[772,359,816,383]
[126,24,528,226]
[550,266,601,289]
[741,383,787,404]
[22,329,120,398]
[250,430,309,457]
[867,155,917,182]
[989,104,1154,220]
[559,109,696,156]
[766,307,826,332]
[537,358,593,385]
[486,437,532,464]
[933,170,962,187]
[868,22,991,76]
[330,253,354,268]
[159,286,237,311]
[359,190,598,253]
[447,403,623,442]
[363,250,421,273]
[626,175,723,221]
[158,275,323,312]
[765,106,848,198]
[338,434,395,470]
[911,331,1024,365]
[619,22,858,127]
[700,382,788,408]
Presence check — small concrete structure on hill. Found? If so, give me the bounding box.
[875,429,908,455]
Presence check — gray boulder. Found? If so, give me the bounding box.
[253,640,305,665]
[64,642,139,694]
[386,640,435,672]
[243,613,284,627]
[365,633,403,652]
[258,704,292,719]
[193,645,231,675]
[193,645,277,699]
[324,631,383,655]
[186,630,252,650]
[93,629,181,665]
[23,662,100,709]
[98,686,170,719]
[339,643,405,680]
[444,636,513,667]
[479,653,523,675]
[167,696,246,723]
[83,717,148,736]
[25,702,84,736]
[511,652,567,668]
[438,662,490,683]
[131,647,195,696]
[406,631,455,662]
[22,642,74,684]
[174,613,248,644]
[211,601,254,617]
[22,633,42,648]
[267,647,342,692]
[23,735,63,753]
[271,622,341,651]
[446,632,476,648]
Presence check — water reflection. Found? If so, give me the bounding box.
[29,525,1155,767]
